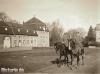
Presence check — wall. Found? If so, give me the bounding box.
[96,31,100,42]
[11,35,37,47]
[0,32,49,48]
[0,34,4,48]
[0,34,11,48]
[37,31,49,47]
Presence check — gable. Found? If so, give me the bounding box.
[24,17,49,32]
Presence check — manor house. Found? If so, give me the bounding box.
[0,17,49,48]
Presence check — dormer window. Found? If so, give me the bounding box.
[27,29,28,33]
[5,28,8,31]
[43,27,45,31]
[18,28,20,32]
[33,30,36,33]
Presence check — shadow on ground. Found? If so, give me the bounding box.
[50,58,71,68]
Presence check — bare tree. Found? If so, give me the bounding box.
[0,12,10,22]
[63,28,86,44]
[50,20,64,45]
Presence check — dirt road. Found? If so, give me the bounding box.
[33,48,100,73]
[0,47,100,73]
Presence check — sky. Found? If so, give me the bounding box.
[0,0,99,32]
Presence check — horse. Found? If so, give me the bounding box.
[69,39,85,68]
[54,42,62,54]
[54,42,72,66]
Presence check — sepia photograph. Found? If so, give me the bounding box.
[0,0,100,74]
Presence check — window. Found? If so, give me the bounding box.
[27,40,29,44]
[14,40,17,45]
[40,26,41,29]
[41,36,42,38]
[33,30,35,33]
[23,40,25,44]
[5,28,8,31]
[31,40,33,43]
[34,39,36,44]
[19,40,21,43]
[42,36,43,38]
[43,41,45,43]
[27,29,28,32]
[18,29,20,32]
[43,27,45,31]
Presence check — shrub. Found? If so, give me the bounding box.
[96,42,100,47]
[88,41,97,46]
[82,40,89,47]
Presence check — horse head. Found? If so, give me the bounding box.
[68,39,76,50]
[54,42,65,54]
[54,42,60,53]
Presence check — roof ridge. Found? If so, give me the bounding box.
[24,17,45,25]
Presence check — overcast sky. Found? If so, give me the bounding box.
[0,0,99,32]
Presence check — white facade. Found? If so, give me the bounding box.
[96,31,100,42]
[96,24,100,42]
[10,35,37,47]
[0,17,50,48]
[37,31,49,47]
[3,32,49,48]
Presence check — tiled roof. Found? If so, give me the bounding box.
[0,26,13,35]
[0,21,13,35]
[24,17,49,32]
[0,17,49,35]
[0,21,38,36]
[25,17,45,25]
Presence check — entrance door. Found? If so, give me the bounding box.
[18,40,21,47]
[4,37,11,48]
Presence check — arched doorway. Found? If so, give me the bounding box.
[3,37,10,48]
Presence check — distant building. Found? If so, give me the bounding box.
[95,24,100,42]
[24,17,49,47]
[0,17,49,48]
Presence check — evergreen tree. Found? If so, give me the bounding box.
[87,26,96,46]
[87,26,96,42]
